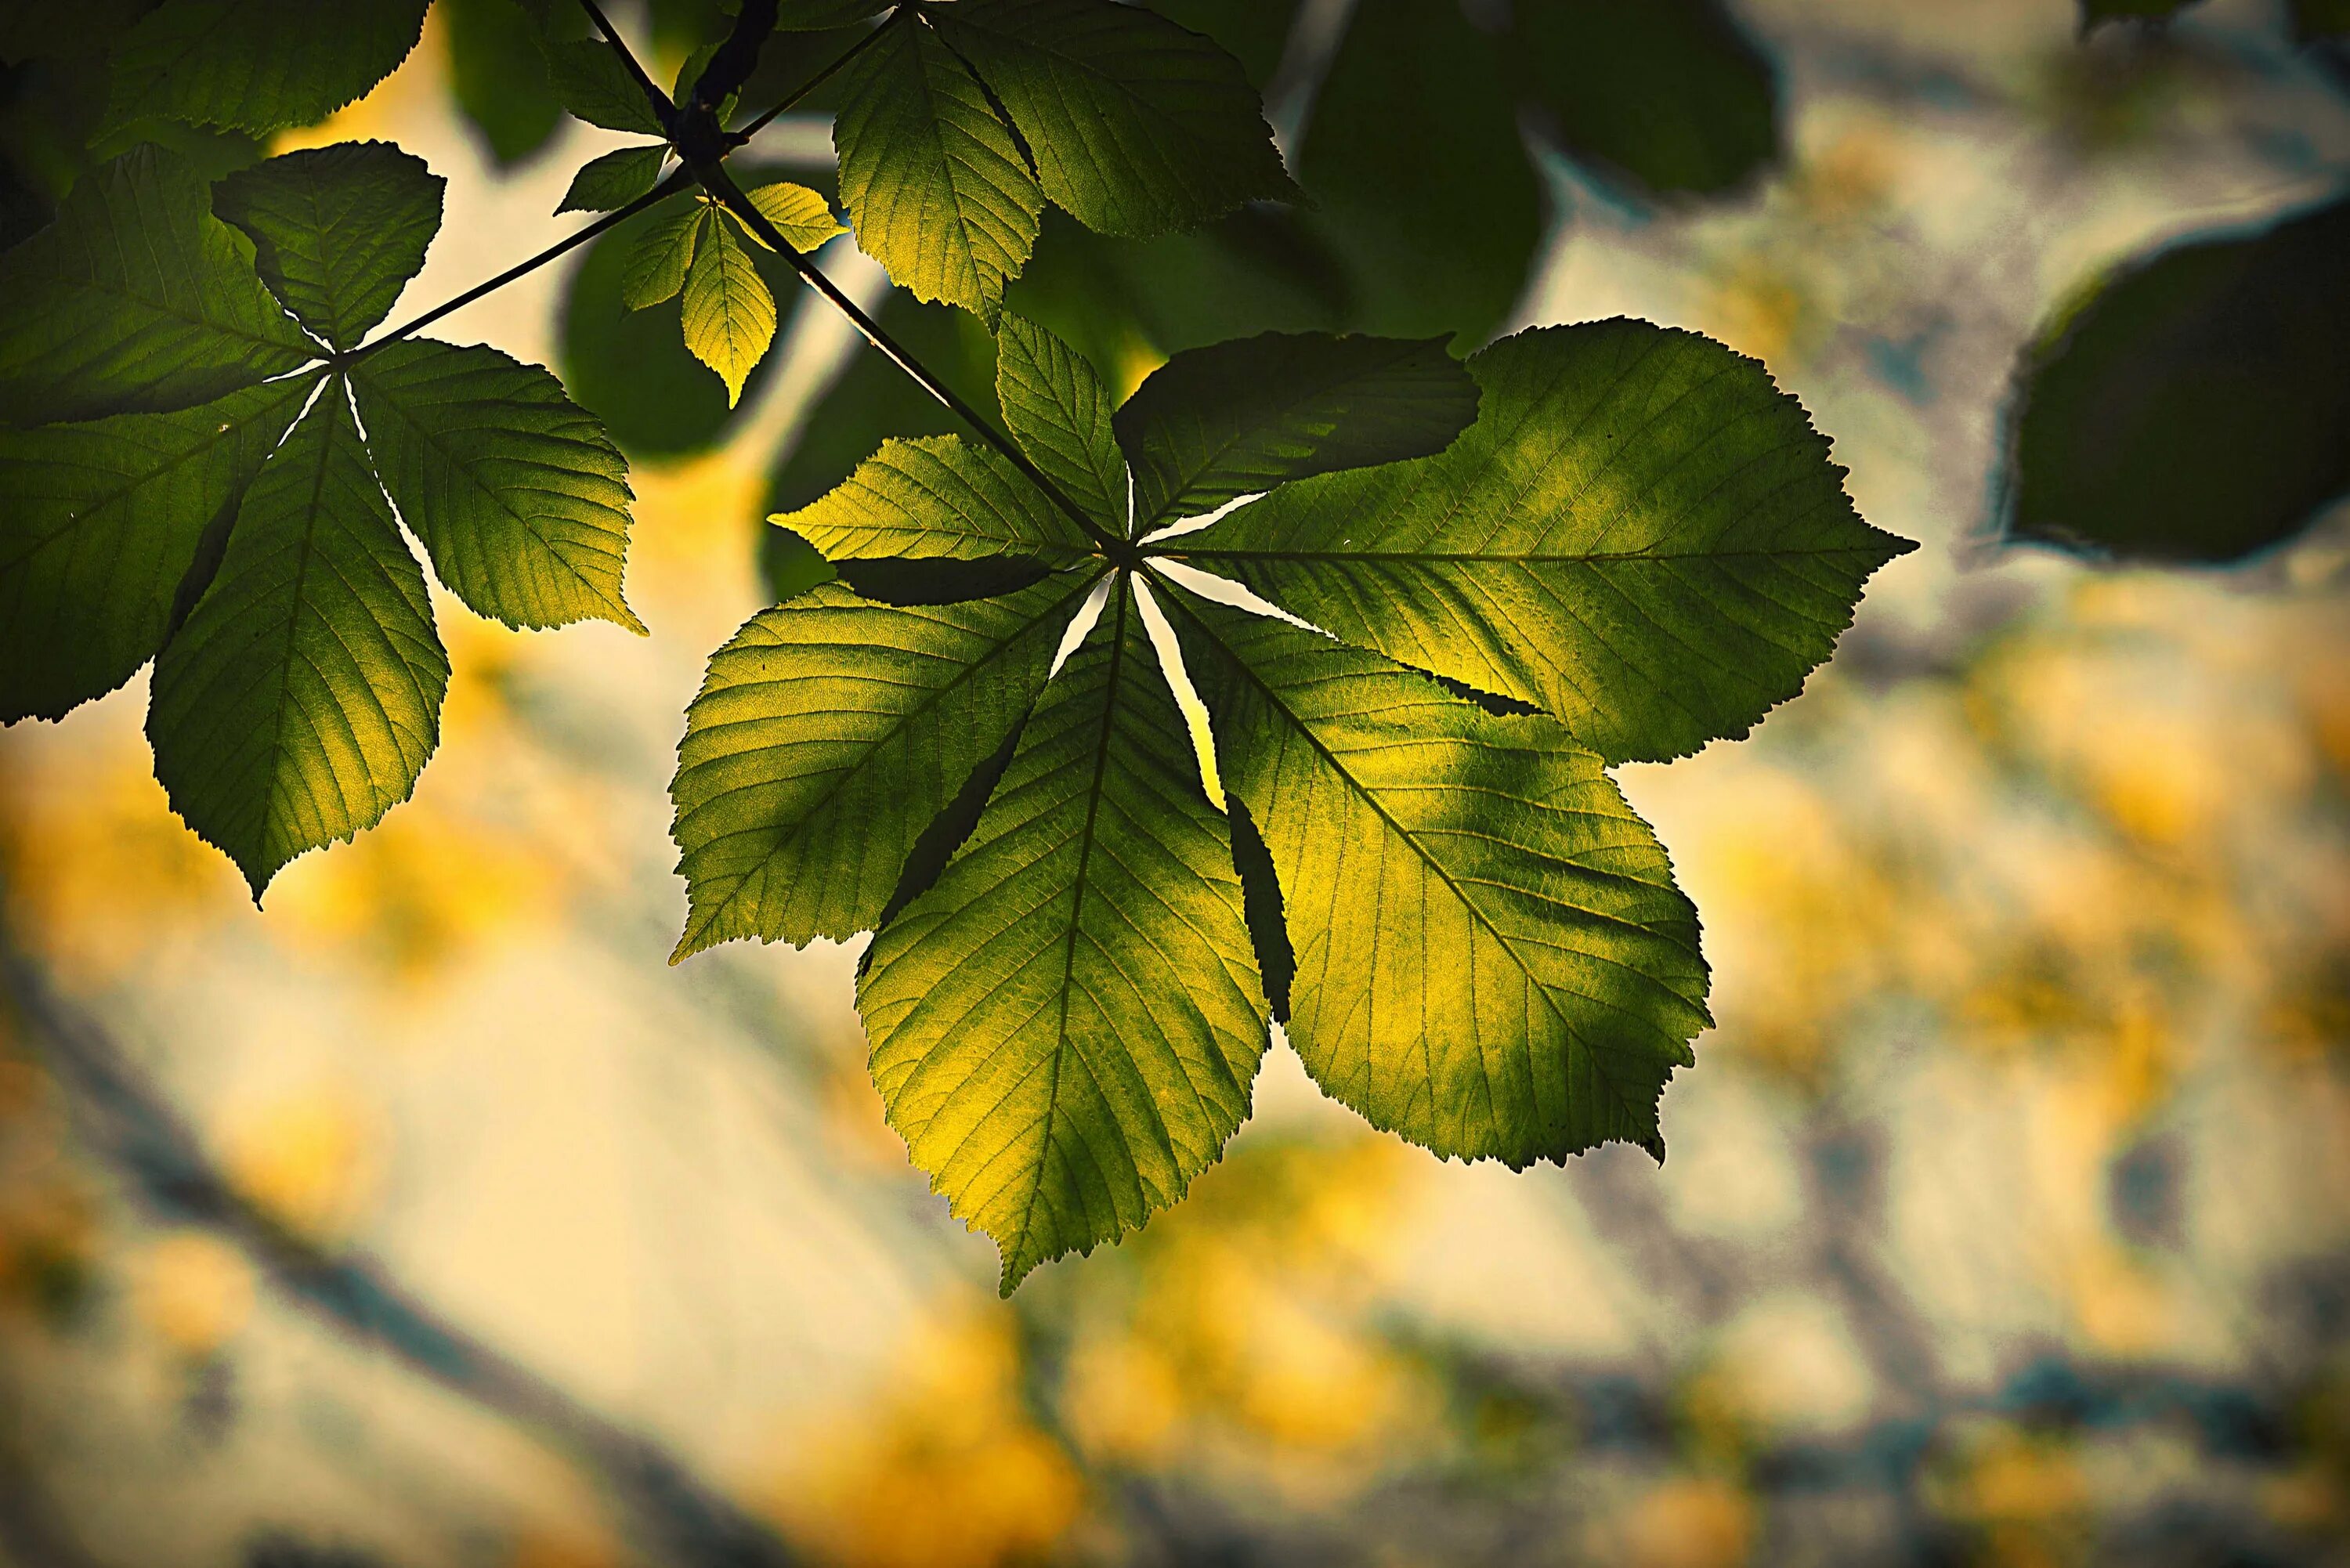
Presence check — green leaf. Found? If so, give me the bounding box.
[442,0,567,168]
[539,37,670,135]
[350,340,643,633]
[212,142,444,351]
[103,0,430,135]
[0,375,316,723]
[995,313,1126,533]
[860,579,1267,1291]
[738,182,847,253]
[928,0,1297,239]
[1512,0,1779,199]
[681,208,776,405]
[672,573,1097,956]
[619,204,707,309]
[0,145,316,425]
[1293,0,1540,344]
[776,435,1098,565]
[2002,193,2350,565]
[832,7,1044,321]
[1115,331,1481,532]
[1165,589,1708,1165]
[1166,321,1913,764]
[147,386,450,898]
[557,143,669,215]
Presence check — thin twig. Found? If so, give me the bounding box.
[731,17,894,143]
[699,161,1131,561]
[342,170,696,367]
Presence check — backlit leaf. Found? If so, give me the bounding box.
[681,208,776,405]
[927,0,1297,238]
[1166,321,1913,764]
[861,579,1267,1291]
[350,340,642,633]
[102,0,429,136]
[557,143,668,215]
[212,141,444,350]
[778,435,1098,565]
[0,375,316,722]
[832,7,1043,321]
[1115,331,1480,531]
[147,388,450,898]
[672,573,1097,956]
[1165,591,1708,1165]
[619,204,707,309]
[738,181,847,252]
[995,313,1126,533]
[0,145,316,425]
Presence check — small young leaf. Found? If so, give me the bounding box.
[832,8,1044,321]
[102,0,429,136]
[0,146,316,425]
[681,211,776,406]
[212,142,445,351]
[994,313,1126,533]
[672,574,1098,955]
[147,388,450,898]
[1115,331,1480,530]
[557,143,669,215]
[0,375,316,723]
[777,435,1099,564]
[619,205,707,310]
[1166,590,1710,1165]
[929,0,1298,238]
[1167,321,1914,764]
[350,340,642,633]
[860,580,1267,1292]
[737,182,848,253]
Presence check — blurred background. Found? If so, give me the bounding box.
[4,0,2349,1563]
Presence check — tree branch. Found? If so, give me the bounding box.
[0,934,799,1568]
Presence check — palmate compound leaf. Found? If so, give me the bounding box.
[0,143,642,892]
[860,578,1268,1292]
[0,375,318,723]
[100,0,430,137]
[0,145,315,425]
[148,388,451,898]
[212,142,445,351]
[1163,320,1918,764]
[674,313,1904,1288]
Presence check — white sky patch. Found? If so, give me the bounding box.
[1137,490,1264,548]
[1048,573,1114,678]
[1130,576,1224,811]
[1147,558,1333,638]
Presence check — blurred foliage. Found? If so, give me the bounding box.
[2003,194,2350,565]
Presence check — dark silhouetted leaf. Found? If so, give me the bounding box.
[2003,194,2350,565]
